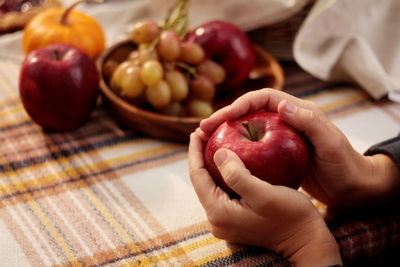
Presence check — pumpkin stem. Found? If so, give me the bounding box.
[59,0,103,25]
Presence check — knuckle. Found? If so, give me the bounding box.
[221,166,238,185]
[261,88,273,95]
[322,132,351,157]
[304,100,319,111]
[306,108,324,127]
[220,162,249,189]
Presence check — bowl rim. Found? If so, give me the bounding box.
[98,76,201,124]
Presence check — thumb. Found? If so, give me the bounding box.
[214,149,272,201]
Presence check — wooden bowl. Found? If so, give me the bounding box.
[97,39,284,143]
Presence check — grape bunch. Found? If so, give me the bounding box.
[108,20,226,118]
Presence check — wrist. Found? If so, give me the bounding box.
[337,153,400,206]
[361,154,400,204]
[277,216,342,267]
[289,228,342,267]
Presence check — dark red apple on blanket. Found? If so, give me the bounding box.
[19,43,99,131]
[186,20,256,89]
[204,111,310,196]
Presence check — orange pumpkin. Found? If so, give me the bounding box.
[23,0,105,58]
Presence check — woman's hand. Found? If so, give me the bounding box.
[188,132,342,267]
[198,88,400,206]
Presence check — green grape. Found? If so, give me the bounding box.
[120,65,145,98]
[179,42,205,64]
[130,20,160,44]
[165,70,189,101]
[186,100,214,118]
[138,44,158,63]
[110,61,135,93]
[146,80,172,108]
[190,75,215,101]
[157,30,181,61]
[198,60,226,85]
[140,60,163,86]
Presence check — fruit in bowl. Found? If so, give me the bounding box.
[204,111,310,197]
[186,20,256,89]
[103,0,259,119]
[107,25,222,118]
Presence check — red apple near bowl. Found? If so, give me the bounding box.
[204,111,310,196]
[186,20,256,90]
[19,43,100,131]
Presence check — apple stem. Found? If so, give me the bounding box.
[242,121,260,141]
[59,0,103,25]
[50,50,63,61]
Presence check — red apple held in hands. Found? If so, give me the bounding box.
[19,43,100,131]
[204,111,310,197]
[186,20,256,89]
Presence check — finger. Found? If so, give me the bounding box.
[200,105,231,135]
[226,88,307,121]
[214,149,274,205]
[188,132,219,207]
[214,149,312,219]
[194,127,209,144]
[226,89,272,119]
[200,89,274,135]
[200,88,276,135]
[277,99,344,149]
[201,89,309,136]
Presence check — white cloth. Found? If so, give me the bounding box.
[149,0,310,31]
[1,0,399,102]
[0,0,310,61]
[0,0,152,62]
[294,0,400,101]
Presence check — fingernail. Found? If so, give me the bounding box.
[285,102,297,114]
[214,149,228,167]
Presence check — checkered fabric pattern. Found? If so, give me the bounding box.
[1,56,400,266]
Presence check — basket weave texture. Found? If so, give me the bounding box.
[248,2,314,61]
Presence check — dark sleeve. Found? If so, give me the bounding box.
[364,134,400,167]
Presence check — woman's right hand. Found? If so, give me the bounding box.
[199,88,400,206]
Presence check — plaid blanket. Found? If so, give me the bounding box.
[1,55,400,266]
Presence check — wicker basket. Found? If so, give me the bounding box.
[247,1,314,61]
